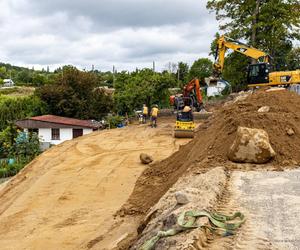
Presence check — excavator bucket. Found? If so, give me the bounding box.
[174,129,194,138]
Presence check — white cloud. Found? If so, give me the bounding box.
[0,0,218,71]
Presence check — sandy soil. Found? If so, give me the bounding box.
[0,122,190,250]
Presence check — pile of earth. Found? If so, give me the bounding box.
[120,89,300,216]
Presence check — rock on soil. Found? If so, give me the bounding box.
[228,127,275,164]
[258,106,270,113]
[140,153,154,164]
[286,127,295,136]
[174,191,189,205]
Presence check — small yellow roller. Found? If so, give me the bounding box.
[174,121,195,138]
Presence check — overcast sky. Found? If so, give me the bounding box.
[0,0,218,72]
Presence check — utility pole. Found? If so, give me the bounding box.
[92,64,94,72]
[153,61,155,72]
[113,65,116,85]
[177,62,180,87]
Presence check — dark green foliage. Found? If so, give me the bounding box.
[207,0,300,62]
[0,62,56,86]
[223,54,249,92]
[114,69,176,115]
[0,96,46,131]
[0,162,25,178]
[176,62,189,86]
[207,0,300,87]
[188,58,213,82]
[36,66,113,120]
[286,48,300,70]
[106,115,124,128]
[0,126,41,178]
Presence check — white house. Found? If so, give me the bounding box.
[206,79,231,97]
[16,115,102,149]
[3,79,15,87]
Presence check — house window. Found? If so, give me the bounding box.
[51,128,60,140]
[28,128,39,134]
[73,129,83,139]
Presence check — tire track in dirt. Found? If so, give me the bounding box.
[203,171,275,250]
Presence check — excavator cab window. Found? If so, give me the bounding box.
[247,63,271,85]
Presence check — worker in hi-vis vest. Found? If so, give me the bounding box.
[150,104,159,128]
[142,104,148,124]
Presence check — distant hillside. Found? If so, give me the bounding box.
[0,62,54,86]
[0,62,114,87]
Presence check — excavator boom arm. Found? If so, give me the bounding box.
[214,35,270,75]
[183,78,203,105]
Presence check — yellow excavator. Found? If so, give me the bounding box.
[212,35,300,87]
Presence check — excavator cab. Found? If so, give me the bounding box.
[247,63,272,85]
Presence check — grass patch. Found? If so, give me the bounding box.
[0,161,26,178]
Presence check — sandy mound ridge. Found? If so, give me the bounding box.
[121,90,300,216]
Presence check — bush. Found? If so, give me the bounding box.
[106,115,124,128]
[0,95,46,130]
[36,66,113,120]
[0,161,26,178]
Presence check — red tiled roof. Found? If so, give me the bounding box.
[30,115,99,128]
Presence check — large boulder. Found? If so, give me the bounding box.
[228,127,276,164]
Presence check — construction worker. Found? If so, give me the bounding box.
[182,106,193,121]
[142,104,148,124]
[151,104,159,128]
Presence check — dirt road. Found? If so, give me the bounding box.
[0,122,190,250]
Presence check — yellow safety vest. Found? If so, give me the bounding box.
[151,107,158,117]
[143,106,148,115]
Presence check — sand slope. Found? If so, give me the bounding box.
[0,123,189,250]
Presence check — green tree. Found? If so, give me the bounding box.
[14,131,41,161]
[176,62,189,85]
[0,96,46,131]
[207,0,300,67]
[188,58,213,82]
[0,124,18,158]
[36,66,113,120]
[114,69,175,114]
[222,54,249,92]
[32,73,47,86]
[16,70,32,84]
[0,66,7,79]
[286,47,300,70]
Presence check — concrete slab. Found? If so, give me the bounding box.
[232,169,300,250]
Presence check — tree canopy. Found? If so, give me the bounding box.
[114,69,176,114]
[207,0,300,88]
[35,66,113,120]
[188,58,213,83]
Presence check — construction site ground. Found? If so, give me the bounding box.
[1,90,300,250]
[0,119,191,250]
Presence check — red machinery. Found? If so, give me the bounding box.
[170,78,204,112]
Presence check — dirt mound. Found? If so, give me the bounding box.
[0,122,191,250]
[120,90,300,216]
[197,90,300,166]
